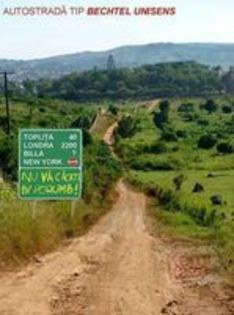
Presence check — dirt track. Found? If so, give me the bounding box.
[0,122,232,315]
[0,181,232,315]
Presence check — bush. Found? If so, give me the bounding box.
[128,156,182,171]
[161,125,178,142]
[197,118,209,126]
[176,129,187,138]
[108,104,118,116]
[0,135,18,180]
[173,174,184,191]
[198,134,217,149]
[116,115,138,138]
[222,105,232,114]
[153,100,170,129]
[202,99,218,113]
[145,142,167,154]
[217,142,233,154]
[70,114,95,129]
[177,102,194,113]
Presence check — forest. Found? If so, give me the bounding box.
[8,61,234,102]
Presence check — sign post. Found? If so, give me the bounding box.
[18,129,82,203]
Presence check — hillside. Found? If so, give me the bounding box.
[18,61,226,101]
[1,43,234,81]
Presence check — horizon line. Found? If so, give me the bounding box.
[1,41,234,62]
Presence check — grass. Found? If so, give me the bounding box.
[116,99,234,170]
[130,170,234,216]
[0,98,121,268]
[118,98,234,278]
[128,169,234,277]
[0,175,115,269]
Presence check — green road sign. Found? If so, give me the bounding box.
[18,129,82,200]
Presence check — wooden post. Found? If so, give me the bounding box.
[32,200,37,219]
[0,71,14,135]
[70,199,77,219]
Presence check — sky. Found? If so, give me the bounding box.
[0,0,234,59]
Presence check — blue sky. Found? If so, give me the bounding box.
[0,0,234,59]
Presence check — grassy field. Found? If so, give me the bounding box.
[130,170,234,217]
[114,97,234,277]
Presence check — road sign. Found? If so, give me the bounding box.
[18,129,82,200]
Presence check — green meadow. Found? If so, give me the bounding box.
[114,97,234,276]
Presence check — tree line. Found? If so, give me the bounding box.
[12,61,234,102]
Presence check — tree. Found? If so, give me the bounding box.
[159,100,170,122]
[217,142,233,154]
[108,104,118,116]
[222,105,232,114]
[106,54,116,71]
[222,66,234,93]
[198,134,217,149]
[153,100,170,130]
[173,174,184,191]
[116,115,138,138]
[161,124,178,142]
[203,99,218,113]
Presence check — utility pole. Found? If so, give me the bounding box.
[0,71,14,135]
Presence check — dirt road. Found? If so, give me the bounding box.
[102,121,118,146]
[0,123,232,315]
[0,181,232,315]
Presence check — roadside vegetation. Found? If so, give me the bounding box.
[114,97,234,278]
[0,98,121,268]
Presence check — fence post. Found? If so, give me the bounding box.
[70,199,77,219]
[32,200,37,219]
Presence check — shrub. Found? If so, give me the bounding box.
[222,105,232,114]
[198,134,217,149]
[192,183,204,193]
[153,112,164,129]
[176,129,187,138]
[82,129,93,147]
[202,99,218,113]
[108,104,118,116]
[0,135,17,180]
[173,174,184,191]
[177,102,194,113]
[197,118,209,126]
[128,157,176,171]
[70,114,94,129]
[116,115,138,138]
[161,125,178,142]
[159,100,170,122]
[146,142,167,154]
[217,142,233,154]
[211,195,223,206]
[153,100,170,129]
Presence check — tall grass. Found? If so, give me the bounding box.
[0,183,114,268]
